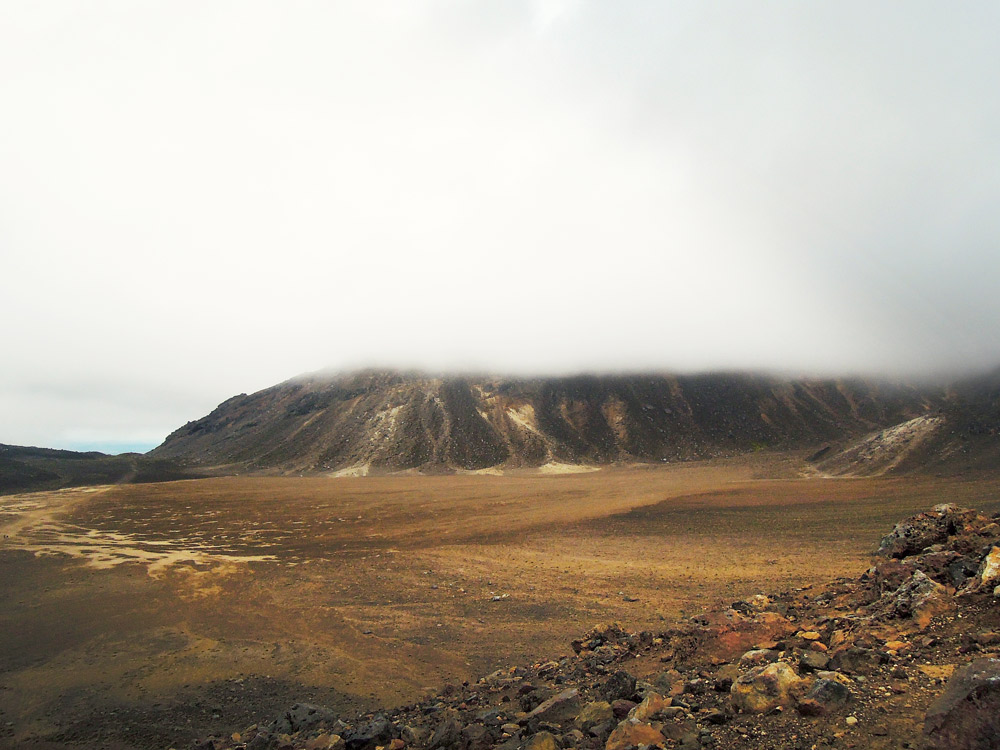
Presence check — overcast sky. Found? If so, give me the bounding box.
[2,2,1000,452]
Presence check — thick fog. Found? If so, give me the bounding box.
[2,2,999,451]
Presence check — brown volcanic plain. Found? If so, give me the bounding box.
[4,455,1000,749]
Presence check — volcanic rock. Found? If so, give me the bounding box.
[605,720,666,750]
[600,671,636,702]
[730,662,804,713]
[923,658,1000,749]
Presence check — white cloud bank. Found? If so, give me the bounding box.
[2,2,999,450]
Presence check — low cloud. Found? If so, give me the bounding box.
[2,2,998,450]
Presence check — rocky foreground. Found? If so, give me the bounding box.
[192,505,1000,750]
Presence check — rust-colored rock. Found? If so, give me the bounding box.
[605,720,666,750]
[627,692,672,722]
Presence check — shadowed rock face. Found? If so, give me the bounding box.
[923,658,1000,750]
[150,370,929,474]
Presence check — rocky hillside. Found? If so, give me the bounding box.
[196,504,1000,750]
[811,367,1000,477]
[0,443,200,495]
[150,370,931,474]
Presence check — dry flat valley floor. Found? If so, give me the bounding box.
[2,455,1000,749]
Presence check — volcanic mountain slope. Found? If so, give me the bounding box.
[812,367,1000,477]
[150,370,932,474]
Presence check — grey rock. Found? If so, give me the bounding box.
[520,689,582,726]
[601,671,637,702]
[272,703,339,736]
[796,678,851,716]
[923,658,1000,750]
[344,715,392,750]
[799,650,831,672]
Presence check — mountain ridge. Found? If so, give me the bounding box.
[150,369,934,475]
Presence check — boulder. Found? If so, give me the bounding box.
[343,715,392,750]
[427,719,463,750]
[574,702,613,731]
[730,662,804,713]
[520,689,582,726]
[627,692,672,722]
[610,699,635,720]
[796,678,851,716]
[604,720,666,750]
[714,664,740,692]
[462,723,493,750]
[798,650,830,672]
[867,559,918,594]
[923,658,1000,749]
[522,731,558,750]
[918,551,980,587]
[829,647,887,676]
[270,703,339,737]
[877,509,950,558]
[876,505,982,559]
[968,546,1000,592]
[885,570,952,628]
[601,671,637,702]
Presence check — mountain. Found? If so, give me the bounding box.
[150,370,933,474]
[812,366,1000,477]
[0,444,202,495]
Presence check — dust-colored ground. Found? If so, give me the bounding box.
[2,455,1000,749]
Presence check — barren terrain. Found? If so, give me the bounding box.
[2,455,1000,749]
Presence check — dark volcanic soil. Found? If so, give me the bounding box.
[2,457,1000,749]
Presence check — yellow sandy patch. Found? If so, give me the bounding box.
[537,462,600,475]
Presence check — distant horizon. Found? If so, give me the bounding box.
[1,439,159,456]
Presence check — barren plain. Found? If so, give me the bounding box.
[2,455,1000,749]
